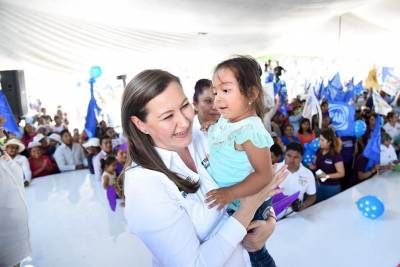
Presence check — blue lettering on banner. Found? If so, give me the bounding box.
[324,159,333,165]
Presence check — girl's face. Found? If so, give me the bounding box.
[30,147,42,159]
[116,150,128,164]
[389,114,398,124]
[25,124,34,134]
[384,140,392,147]
[301,121,310,131]
[131,82,194,152]
[193,87,220,124]
[319,135,331,150]
[212,68,255,123]
[106,161,117,173]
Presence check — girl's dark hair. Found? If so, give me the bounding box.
[121,69,199,193]
[193,79,212,103]
[320,128,342,155]
[298,118,312,135]
[101,155,117,172]
[214,55,266,118]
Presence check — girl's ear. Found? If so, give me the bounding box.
[250,86,260,102]
[130,116,148,135]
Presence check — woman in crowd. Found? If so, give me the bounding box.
[281,124,300,146]
[28,141,58,178]
[296,118,315,145]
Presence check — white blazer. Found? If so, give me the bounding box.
[124,129,250,267]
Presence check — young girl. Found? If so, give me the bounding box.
[205,56,276,267]
[100,155,117,190]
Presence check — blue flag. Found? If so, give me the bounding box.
[84,78,102,138]
[353,81,364,96]
[328,102,355,137]
[363,115,381,171]
[324,73,344,102]
[382,67,394,83]
[0,90,21,137]
[265,73,274,83]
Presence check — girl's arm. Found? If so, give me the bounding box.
[206,141,273,209]
[102,175,109,189]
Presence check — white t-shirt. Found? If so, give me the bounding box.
[124,129,250,267]
[276,161,316,219]
[380,144,398,165]
[383,122,400,140]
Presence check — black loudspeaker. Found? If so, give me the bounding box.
[0,70,28,117]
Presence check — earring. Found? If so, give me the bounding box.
[248,101,252,106]
[143,130,148,134]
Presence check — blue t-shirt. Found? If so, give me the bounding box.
[208,116,274,189]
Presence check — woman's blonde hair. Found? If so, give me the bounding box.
[320,128,342,155]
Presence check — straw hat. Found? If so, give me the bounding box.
[48,133,61,143]
[83,138,100,148]
[28,141,42,149]
[2,138,25,153]
[33,133,46,142]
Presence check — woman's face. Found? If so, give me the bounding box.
[133,81,194,151]
[284,126,293,136]
[319,135,330,150]
[369,116,376,128]
[30,147,42,159]
[193,87,220,124]
[25,124,34,134]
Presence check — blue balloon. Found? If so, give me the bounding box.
[356,195,384,219]
[304,143,311,151]
[90,66,102,79]
[354,120,367,138]
[302,151,314,166]
[310,138,320,152]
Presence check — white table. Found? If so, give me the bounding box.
[268,172,400,267]
[23,170,400,267]
[23,170,152,267]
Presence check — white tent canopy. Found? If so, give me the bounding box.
[1,0,399,127]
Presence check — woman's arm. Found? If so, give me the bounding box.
[318,161,345,180]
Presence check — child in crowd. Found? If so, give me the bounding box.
[205,56,277,267]
[100,155,117,190]
[28,141,58,178]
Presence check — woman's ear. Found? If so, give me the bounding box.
[130,116,148,134]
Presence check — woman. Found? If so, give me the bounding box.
[21,123,36,148]
[192,79,220,132]
[296,118,315,145]
[310,128,345,202]
[121,69,287,267]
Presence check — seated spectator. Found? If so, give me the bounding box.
[52,115,67,133]
[33,133,49,151]
[383,111,400,150]
[28,141,58,178]
[354,153,379,182]
[82,138,101,175]
[296,118,315,145]
[115,143,128,176]
[48,133,62,156]
[270,143,283,164]
[21,123,36,148]
[0,139,32,186]
[276,142,316,219]
[53,129,87,172]
[310,128,345,202]
[93,136,113,180]
[104,127,123,149]
[281,124,300,146]
[380,132,399,171]
[72,128,80,143]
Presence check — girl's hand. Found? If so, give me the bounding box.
[205,187,235,210]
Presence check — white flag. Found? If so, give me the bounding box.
[381,75,400,96]
[262,82,275,108]
[302,90,322,127]
[372,90,392,115]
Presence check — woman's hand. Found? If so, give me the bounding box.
[242,210,277,252]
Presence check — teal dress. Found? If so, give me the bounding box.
[208,116,274,209]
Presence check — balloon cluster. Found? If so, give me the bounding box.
[303,138,320,166]
[354,120,367,138]
[356,195,384,219]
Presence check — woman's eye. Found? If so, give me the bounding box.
[223,89,229,94]
[182,103,190,108]
[163,115,173,120]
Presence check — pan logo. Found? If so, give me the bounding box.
[329,104,349,131]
